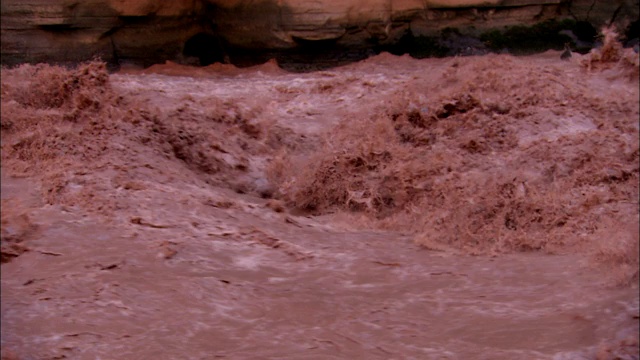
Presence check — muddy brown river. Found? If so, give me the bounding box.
[1,45,639,359]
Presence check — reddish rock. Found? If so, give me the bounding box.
[0,0,637,66]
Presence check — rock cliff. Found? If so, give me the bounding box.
[1,0,638,68]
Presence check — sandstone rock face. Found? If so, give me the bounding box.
[208,0,638,48]
[1,0,203,66]
[1,0,638,67]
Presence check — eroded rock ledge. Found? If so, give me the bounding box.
[1,0,638,69]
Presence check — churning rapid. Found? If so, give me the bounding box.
[1,29,638,359]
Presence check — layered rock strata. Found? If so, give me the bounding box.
[1,0,638,68]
